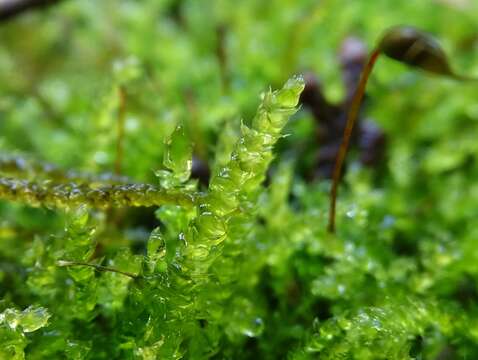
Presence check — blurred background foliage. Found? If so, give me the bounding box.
[1,0,478,359]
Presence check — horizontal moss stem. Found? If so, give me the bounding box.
[0,177,196,209]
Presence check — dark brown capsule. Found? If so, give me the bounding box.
[377,26,455,77]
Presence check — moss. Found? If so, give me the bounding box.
[1,1,478,359]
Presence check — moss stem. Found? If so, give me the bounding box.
[57,260,138,279]
[328,49,380,233]
[0,177,196,209]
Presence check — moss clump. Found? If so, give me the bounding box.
[1,1,478,359]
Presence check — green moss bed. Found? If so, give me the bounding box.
[1,1,478,359]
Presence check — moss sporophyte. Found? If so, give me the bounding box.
[328,25,477,233]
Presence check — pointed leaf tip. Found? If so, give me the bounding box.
[276,75,305,108]
[163,124,193,183]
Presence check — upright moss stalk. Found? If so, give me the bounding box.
[182,76,304,275]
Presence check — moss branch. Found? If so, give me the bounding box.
[206,75,305,217]
[182,76,305,274]
[57,260,139,279]
[0,177,195,209]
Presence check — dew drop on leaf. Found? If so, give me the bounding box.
[241,317,264,338]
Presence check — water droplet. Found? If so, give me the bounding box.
[179,232,187,246]
[381,215,395,228]
[337,284,346,295]
[346,206,357,218]
[241,317,264,337]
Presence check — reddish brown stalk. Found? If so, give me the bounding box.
[327,26,474,233]
[328,49,380,233]
[114,86,126,175]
